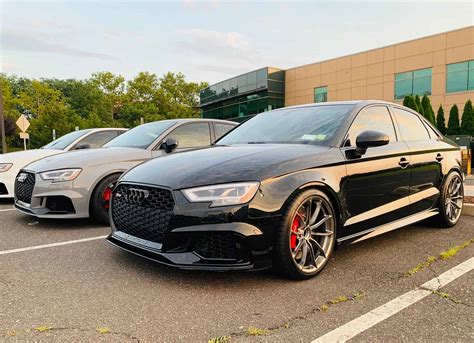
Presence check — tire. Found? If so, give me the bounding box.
[433,171,464,228]
[273,189,337,280]
[90,174,121,225]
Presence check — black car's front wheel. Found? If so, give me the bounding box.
[274,189,337,280]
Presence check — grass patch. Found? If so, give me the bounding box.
[97,327,111,334]
[208,336,231,343]
[405,239,473,277]
[34,326,53,332]
[246,327,268,336]
[319,292,364,312]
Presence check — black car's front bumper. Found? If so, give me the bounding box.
[107,221,272,271]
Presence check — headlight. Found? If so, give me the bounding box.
[182,182,259,207]
[40,169,82,182]
[0,163,13,172]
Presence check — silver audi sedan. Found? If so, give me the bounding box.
[14,119,237,223]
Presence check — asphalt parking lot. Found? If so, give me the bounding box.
[1,199,473,342]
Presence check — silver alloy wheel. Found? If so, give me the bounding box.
[445,174,463,223]
[289,196,335,273]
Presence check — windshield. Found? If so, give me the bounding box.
[42,130,91,150]
[104,121,176,149]
[218,105,353,145]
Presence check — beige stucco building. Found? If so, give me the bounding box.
[201,26,474,122]
[285,26,474,112]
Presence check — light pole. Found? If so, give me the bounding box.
[0,82,6,154]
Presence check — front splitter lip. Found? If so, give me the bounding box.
[107,232,255,271]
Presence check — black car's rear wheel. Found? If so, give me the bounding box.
[435,171,463,228]
[274,189,336,280]
[90,174,121,225]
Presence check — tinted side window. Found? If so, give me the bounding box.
[167,123,211,148]
[392,108,430,141]
[346,106,396,146]
[76,131,118,149]
[214,123,235,140]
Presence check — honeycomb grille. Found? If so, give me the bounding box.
[15,171,36,204]
[111,184,175,243]
[195,233,239,260]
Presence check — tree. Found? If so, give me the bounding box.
[403,95,417,112]
[447,104,461,135]
[414,95,425,117]
[436,105,446,135]
[421,95,436,125]
[460,99,474,136]
[90,71,125,120]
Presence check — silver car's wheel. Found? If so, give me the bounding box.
[289,196,335,273]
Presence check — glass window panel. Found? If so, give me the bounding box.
[447,70,468,93]
[469,70,474,90]
[229,78,238,90]
[394,80,412,99]
[469,61,474,69]
[413,68,432,78]
[447,61,468,73]
[257,69,267,82]
[238,75,247,87]
[247,72,257,85]
[256,80,267,89]
[222,80,230,92]
[413,76,431,96]
[314,86,327,103]
[395,71,412,81]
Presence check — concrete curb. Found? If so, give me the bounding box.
[462,203,474,217]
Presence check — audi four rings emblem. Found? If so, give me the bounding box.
[117,188,150,204]
[17,173,28,183]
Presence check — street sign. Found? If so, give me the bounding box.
[16,115,30,150]
[16,114,30,133]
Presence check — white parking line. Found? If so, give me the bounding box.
[0,208,15,212]
[312,257,474,343]
[0,235,108,255]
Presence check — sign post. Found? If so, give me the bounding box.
[16,114,30,151]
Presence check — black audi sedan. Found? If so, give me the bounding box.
[107,101,464,279]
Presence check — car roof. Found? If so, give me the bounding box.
[273,100,398,112]
[88,128,128,132]
[165,118,237,125]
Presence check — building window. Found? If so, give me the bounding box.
[446,60,474,93]
[314,86,328,103]
[394,68,432,99]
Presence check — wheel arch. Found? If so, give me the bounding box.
[87,170,125,215]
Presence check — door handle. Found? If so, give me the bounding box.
[399,157,410,169]
[436,153,444,162]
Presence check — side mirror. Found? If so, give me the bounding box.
[75,143,91,150]
[161,138,179,153]
[352,130,389,157]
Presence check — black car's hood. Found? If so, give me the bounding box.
[121,144,340,189]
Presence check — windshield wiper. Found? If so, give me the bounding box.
[247,142,268,144]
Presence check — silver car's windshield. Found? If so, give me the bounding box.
[42,129,92,150]
[218,105,353,146]
[104,121,176,149]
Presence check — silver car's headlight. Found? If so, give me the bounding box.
[0,163,13,172]
[40,169,82,182]
[182,182,260,207]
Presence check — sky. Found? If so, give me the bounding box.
[1,0,473,84]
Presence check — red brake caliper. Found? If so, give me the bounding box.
[291,217,300,249]
[102,187,113,209]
